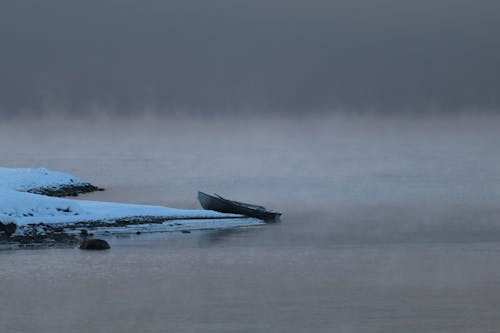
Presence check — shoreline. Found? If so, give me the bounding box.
[1,183,104,248]
[0,168,264,249]
[6,213,252,239]
[1,216,258,250]
[1,183,261,249]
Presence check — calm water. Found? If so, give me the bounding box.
[1,115,500,332]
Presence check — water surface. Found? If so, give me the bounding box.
[1,115,500,332]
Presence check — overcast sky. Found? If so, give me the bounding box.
[1,0,499,116]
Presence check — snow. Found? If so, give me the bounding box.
[0,167,263,232]
[0,188,242,226]
[0,167,84,192]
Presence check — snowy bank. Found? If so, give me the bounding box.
[0,168,263,244]
[0,167,101,197]
[0,187,245,226]
[0,167,86,192]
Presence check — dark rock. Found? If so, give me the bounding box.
[136,231,141,235]
[27,183,104,198]
[79,239,110,250]
[80,229,88,236]
[52,226,64,233]
[181,230,191,234]
[0,222,17,237]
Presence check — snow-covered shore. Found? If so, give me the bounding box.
[0,167,84,192]
[0,167,262,245]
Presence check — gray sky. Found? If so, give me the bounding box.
[1,0,499,116]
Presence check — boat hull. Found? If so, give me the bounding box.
[198,192,281,221]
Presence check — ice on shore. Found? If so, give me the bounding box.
[0,167,261,230]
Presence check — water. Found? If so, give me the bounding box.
[1,115,500,332]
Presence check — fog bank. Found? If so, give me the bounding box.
[1,0,499,116]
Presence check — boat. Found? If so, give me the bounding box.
[198,192,281,221]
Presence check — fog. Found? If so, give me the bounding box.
[1,0,499,116]
[3,115,500,333]
[2,114,499,221]
[3,2,500,331]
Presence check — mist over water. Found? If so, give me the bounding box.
[2,113,499,205]
[2,113,500,244]
[2,114,500,332]
[2,0,500,330]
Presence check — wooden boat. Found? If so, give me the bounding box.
[198,192,281,221]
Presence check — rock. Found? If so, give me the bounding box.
[51,226,64,233]
[79,239,110,250]
[181,230,191,234]
[0,221,17,237]
[28,183,103,198]
[80,229,88,236]
[136,231,141,235]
